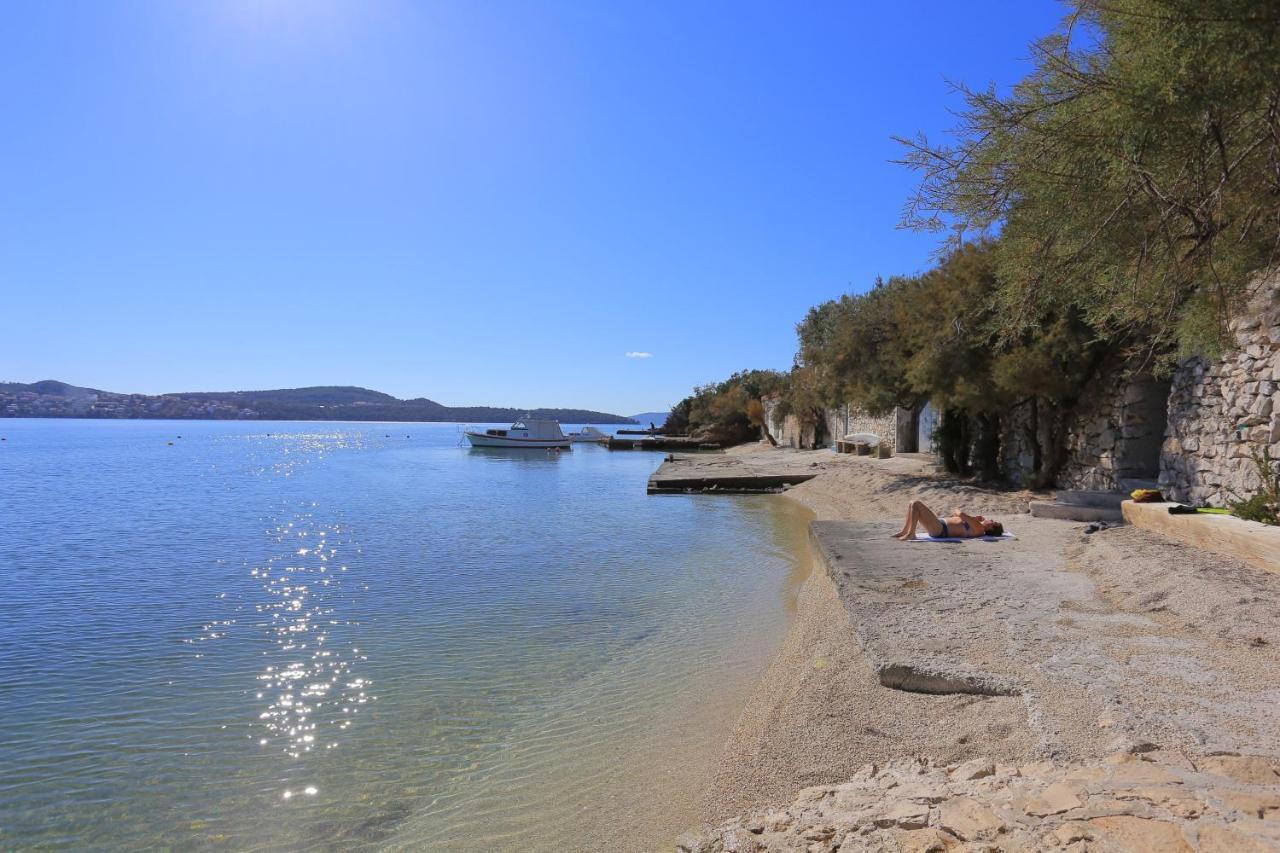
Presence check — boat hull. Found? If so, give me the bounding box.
[465,432,570,449]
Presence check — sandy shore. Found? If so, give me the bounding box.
[689,444,1280,850]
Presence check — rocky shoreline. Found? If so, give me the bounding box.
[683,750,1280,852]
[687,446,1280,852]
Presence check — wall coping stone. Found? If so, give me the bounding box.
[1121,500,1280,574]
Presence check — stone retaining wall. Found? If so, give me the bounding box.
[994,359,1168,491]
[1160,270,1280,506]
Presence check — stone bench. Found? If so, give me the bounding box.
[1121,500,1280,574]
[836,439,892,458]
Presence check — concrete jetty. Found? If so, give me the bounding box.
[608,436,720,451]
[647,452,820,494]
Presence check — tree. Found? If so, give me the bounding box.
[792,241,1102,481]
[796,276,915,414]
[665,369,788,444]
[897,0,1280,362]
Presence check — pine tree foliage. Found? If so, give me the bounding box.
[897,0,1280,361]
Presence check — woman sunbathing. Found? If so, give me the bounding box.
[892,500,1003,540]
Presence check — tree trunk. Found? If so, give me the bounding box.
[1027,397,1042,476]
[938,409,972,475]
[1030,347,1111,489]
[812,410,828,448]
[1031,418,1068,490]
[974,412,1002,481]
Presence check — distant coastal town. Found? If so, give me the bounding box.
[0,380,636,424]
[2,381,258,420]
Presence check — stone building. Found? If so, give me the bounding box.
[761,396,921,452]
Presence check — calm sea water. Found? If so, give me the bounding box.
[0,419,811,851]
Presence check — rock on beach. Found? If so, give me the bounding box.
[681,752,1280,852]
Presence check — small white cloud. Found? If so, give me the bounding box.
[625,351,653,359]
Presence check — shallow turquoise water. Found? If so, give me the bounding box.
[0,420,810,850]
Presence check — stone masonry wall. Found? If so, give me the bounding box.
[762,396,825,449]
[998,363,1168,491]
[999,402,1041,487]
[1160,271,1280,506]
[1058,368,1169,491]
[843,408,901,452]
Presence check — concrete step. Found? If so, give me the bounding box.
[1029,500,1125,523]
[1053,490,1127,509]
[1118,477,1160,493]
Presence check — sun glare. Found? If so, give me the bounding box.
[220,0,356,39]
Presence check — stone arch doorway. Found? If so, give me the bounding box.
[1115,374,1171,484]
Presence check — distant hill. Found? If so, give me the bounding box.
[0,381,637,424]
[629,411,669,427]
[177,386,401,406]
[1,379,102,398]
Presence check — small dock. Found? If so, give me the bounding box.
[607,436,720,451]
[647,452,820,494]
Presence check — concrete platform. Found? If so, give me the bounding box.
[608,436,720,451]
[1122,500,1280,574]
[646,452,820,494]
[1052,490,1127,509]
[1029,500,1125,523]
[1118,477,1160,493]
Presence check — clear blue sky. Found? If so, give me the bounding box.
[1,0,1061,415]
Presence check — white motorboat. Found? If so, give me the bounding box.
[566,426,610,443]
[465,418,571,449]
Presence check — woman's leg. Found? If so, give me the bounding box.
[896,500,945,539]
[912,501,946,537]
[893,502,916,538]
[893,501,924,538]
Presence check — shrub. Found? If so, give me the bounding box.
[1229,450,1280,526]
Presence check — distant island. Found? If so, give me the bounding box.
[628,411,669,427]
[0,380,638,424]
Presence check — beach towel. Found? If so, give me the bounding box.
[910,532,1017,543]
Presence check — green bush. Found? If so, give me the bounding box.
[1229,450,1280,526]
[1231,494,1278,526]
[665,370,788,445]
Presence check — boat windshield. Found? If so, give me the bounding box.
[512,421,526,430]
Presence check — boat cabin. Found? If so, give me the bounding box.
[483,419,565,440]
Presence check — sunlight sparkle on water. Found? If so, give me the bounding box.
[188,438,376,767]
